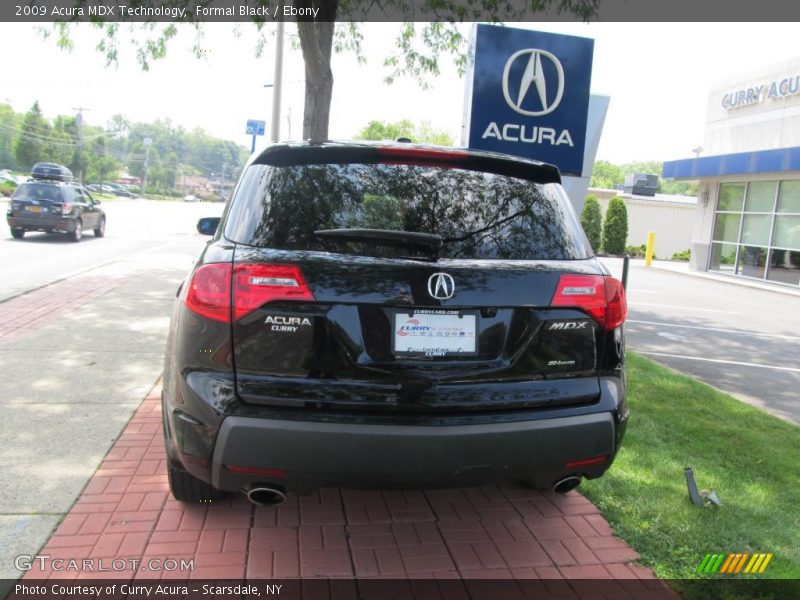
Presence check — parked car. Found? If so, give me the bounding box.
[6,163,105,242]
[104,183,136,198]
[183,194,200,202]
[162,141,628,505]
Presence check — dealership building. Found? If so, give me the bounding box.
[663,57,800,288]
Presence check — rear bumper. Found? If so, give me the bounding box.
[209,410,618,494]
[7,215,76,232]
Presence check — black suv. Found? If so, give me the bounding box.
[163,142,628,505]
[7,163,106,242]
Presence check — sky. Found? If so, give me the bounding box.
[1,21,799,164]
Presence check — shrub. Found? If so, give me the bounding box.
[580,195,602,253]
[625,244,646,257]
[602,197,628,256]
[671,248,691,261]
[624,244,656,259]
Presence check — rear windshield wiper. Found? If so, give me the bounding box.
[314,228,443,255]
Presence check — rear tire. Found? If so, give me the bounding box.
[68,219,82,242]
[94,216,106,237]
[10,228,25,239]
[167,462,226,503]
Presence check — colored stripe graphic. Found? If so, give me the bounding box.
[720,553,736,574]
[697,554,711,574]
[744,554,759,573]
[710,554,725,573]
[734,553,749,573]
[759,554,773,574]
[702,552,774,574]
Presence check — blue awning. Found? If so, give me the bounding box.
[662,146,800,180]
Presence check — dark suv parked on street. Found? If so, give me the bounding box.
[7,163,106,242]
[163,142,628,505]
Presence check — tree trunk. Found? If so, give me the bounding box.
[296,0,338,141]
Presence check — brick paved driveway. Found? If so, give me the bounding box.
[22,386,672,598]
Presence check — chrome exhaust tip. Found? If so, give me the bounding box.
[246,486,287,506]
[552,476,582,494]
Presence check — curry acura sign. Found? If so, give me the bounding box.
[722,74,800,109]
[463,24,594,175]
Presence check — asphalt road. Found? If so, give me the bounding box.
[0,199,225,301]
[601,257,800,425]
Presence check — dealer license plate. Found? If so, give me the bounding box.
[392,310,477,357]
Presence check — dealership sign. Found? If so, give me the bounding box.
[722,74,800,109]
[463,25,594,175]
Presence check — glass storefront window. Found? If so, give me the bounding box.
[767,249,800,286]
[772,215,800,250]
[740,214,772,246]
[710,179,800,286]
[709,242,737,273]
[777,180,800,213]
[712,212,741,242]
[744,181,777,212]
[736,246,768,279]
[717,182,745,211]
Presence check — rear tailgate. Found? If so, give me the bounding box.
[232,249,604,412]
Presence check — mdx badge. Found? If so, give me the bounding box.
[427,273,455,300]
[548,321,588,331]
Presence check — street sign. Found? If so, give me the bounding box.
[246,120,266,136]
[246,119,267,153]
[462,24,594,176]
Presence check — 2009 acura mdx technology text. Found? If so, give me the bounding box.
[162,141,628,506]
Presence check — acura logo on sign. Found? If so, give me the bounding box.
[427,273,455,300]
[502,48,565,117]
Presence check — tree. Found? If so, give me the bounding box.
[580,194,602,253]
[590,160,623,190]
[355,119,453,145]
[15,102,52,170]
[86,137,120,184]
[0,103,21,170]
[50,3,599,141]
[602,197,628,256]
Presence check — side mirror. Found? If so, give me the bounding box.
[94,200,101,206]
[197,217,220,236]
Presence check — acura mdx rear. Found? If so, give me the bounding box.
[162,142,628,504]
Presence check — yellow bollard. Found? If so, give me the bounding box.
[645,231,656,266]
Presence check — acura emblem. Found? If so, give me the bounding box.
[502,48,565,117]
[428,273,455,300]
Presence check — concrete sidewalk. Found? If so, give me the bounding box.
[0,239,204,579]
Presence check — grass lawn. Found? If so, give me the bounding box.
[582,353,800,595]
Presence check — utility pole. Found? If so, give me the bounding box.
[71,107,90,183]
[271,20,284,143]
[141,137,153,197]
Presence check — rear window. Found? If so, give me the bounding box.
[225,163,591,260]
[12,183,63,202]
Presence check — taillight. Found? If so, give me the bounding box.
[550,274,627,331]
[184,263,232,323]
[184,263,314,323]
[61,203,72,213]
[233,264,313,321]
